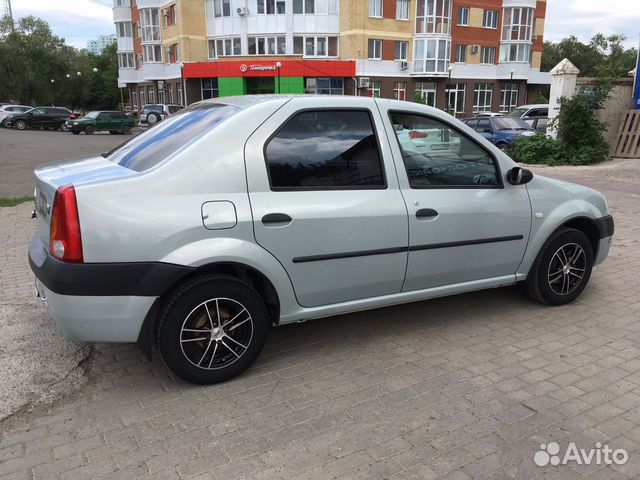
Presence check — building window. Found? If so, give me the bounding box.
[304,78,344,95]
[294,36,338,57]
[483,10,498,29]
[395,41,408,61]
[455,45,466,63]
[202,78,219,99]
[116,22,132,38]
[248,36,286,55]
[445,83,465,114]
[367,81,382,98]
[293,0,315,14]
[393,82,407,101]
[163,4,177,26]
[474,83,493,112]
[500,84,518,112]
[502,7,534,41]
[148,86,156,104]
[413,38,451,74]
[177,83,183,105]
[415,81,436,107]
[205,0,231,18]
[458,6,469,26]
[114,0,130,6]
[369,0,382,18]
[118,52,135,68]
[211,37,242,57]
[142,44,162,63]
[140,9,160,42]
[500,43,531,62]
[258,0,286,14]
[396,0,409,20]
[166,43,179,64]
[416,0,452,35]
[480,46,496,64]
[368,39,382,60]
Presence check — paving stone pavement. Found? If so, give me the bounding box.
[0,159,639,479]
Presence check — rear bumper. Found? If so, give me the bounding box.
[29,236,194,342]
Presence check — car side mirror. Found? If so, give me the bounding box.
[507,167,534,185]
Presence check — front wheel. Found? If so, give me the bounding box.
[84,125,95,135]
[496,142,509,151]
[15,120,27,130]
[526,227,594,305]
[157,275,269,384]
[121,125,132,135]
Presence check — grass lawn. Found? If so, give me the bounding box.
[0,196,32,208]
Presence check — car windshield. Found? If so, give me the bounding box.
[506,107,529,118]
[84,111,100,119]
[493,118,532,131]
[105,103,240,172]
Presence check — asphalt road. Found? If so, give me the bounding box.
[0,127,140,199]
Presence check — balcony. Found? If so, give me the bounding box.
[113,6,131,23]
[117,37,134,52]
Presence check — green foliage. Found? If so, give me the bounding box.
[532,90,549,105]
[542,34,637,77]
[414,92,426,104]
[509,83,612,166]
[0,16,124,110]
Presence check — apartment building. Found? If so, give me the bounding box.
[87,35,116,55]
[113,0,549,116]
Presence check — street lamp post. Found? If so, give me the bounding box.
[447,65,453,115]
[509,68,515,112]
[178,62,186,106]
[50,79,56,105]
[275,61,282,94]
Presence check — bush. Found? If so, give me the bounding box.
[509,134,562,165]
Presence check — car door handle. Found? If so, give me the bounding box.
[416,208,439,219]
[262,213,292,225]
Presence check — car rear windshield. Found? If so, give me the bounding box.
[142,105,162,112]
[493,118,531,131]
[105,103,240,172]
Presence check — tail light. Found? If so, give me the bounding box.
[50,185,83,263]
[163,111,169,118]
[409,131,428,140]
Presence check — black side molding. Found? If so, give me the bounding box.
[292,235,524,263]
[594,215,614,239]
[29,236,194,296]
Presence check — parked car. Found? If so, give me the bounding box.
[140,103,183,126]
[67,111,135,135]
[507,104,549,119]
[30,96,614,384]
[462,117,535,150]
[0,105,31,126]
[523,116,549,134]
[474,112,505,117]
[5,107,74,130]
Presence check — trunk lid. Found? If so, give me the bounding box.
[33,156,137,252]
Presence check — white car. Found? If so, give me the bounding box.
[0,105,31,127]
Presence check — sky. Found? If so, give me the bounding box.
[8,0,640,51]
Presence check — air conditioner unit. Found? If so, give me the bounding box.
[358,77,370,88]
[400,61,409,70]
[471,45,480,54]
[237,7,249,15]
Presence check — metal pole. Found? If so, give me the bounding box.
[510,70,515,111]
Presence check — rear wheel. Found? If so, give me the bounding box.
[15,120,27,130]
[157,275,269,384]
[2,119,10,128]
[496,142,509,151]
[526,227,594,305]
[84,125,95,135]
[121,125,132,135]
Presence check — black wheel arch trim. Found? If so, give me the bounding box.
[593,215,614,239]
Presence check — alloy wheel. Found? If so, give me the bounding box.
[547,243,586,296]
[179,297,254,370]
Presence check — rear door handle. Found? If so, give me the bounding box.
[416,208,439,219]
[262,213,292,225]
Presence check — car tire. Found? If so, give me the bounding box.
[157,275,269,385]
[147,113,160,126]
[84,125,95,135]
[121,125,132,135]
[496,142,508,151]
[2,119,10,128]
[526,227,594,306]
[15,120,27,130]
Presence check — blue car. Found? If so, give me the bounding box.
[463,117,535,150]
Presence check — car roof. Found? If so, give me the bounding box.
[517,104,548,109]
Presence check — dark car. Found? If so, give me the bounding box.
[67,111,135,135]
[6,107,74,131]
[463,117,535,150]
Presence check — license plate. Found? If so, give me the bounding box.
[431,144,449,151]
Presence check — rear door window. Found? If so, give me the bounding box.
[265,110,385,190]
[107,103,240,172]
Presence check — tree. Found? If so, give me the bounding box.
[0,16,123,110]
[542,34,637,77]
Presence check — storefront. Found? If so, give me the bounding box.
[183,59,355,101]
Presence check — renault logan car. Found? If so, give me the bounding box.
[29,96,614,384]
